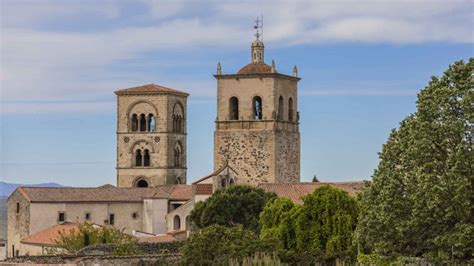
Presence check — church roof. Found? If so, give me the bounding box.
[21,222,83,246]
[115,83,189,96]
[13,185,192,203]
[237,62,272,74]
[258,182,365,204]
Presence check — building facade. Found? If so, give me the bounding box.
[214,37,301,185]
[115,84,189,187]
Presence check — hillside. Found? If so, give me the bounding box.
[0,182,62,239]
[0,181,62,197]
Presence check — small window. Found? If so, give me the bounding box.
[16,202,20,214]
[85,212,91,220]
[109,214,115,225]
[58,212,65,222]
[15,250,19,257]
[132,212,138,219]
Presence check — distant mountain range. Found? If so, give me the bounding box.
[0,181,62,197]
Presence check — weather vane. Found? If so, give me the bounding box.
[254,15,263,40]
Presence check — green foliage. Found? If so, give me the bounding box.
[356,58,474,262]
[260,186,359,263]
[229,252,287,266]
[53,222,138,254]
[190,185,276,231]
[180,225,277,265]
[312,175,319,182]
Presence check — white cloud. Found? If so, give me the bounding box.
[0,0,472,113]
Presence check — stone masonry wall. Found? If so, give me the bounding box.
[7,190,30,257]
[214,130,275,185]
[275,130,300,183]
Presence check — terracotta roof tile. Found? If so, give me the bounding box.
[21,222,80,246]
[195,184,213,195]
[138,234,175,243]
[115,83,189,96]
[237,63,272,74]
[169,185,193,200]
[16,185,192,203]
[258,182,365,204]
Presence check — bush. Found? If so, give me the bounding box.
[180,225,277,265]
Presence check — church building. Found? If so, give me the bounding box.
[6,31,363,258]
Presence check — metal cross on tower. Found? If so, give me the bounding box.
[254,15,263,40]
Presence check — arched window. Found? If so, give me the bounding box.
[135,150,142,167]
[143,149,150,167]
[288,98,294,122]
[221,178,227,188]
[173,215,181,230]
[173,103,184,133]
[131,114,138,132]
[278,96,284,120]
[175,177,181,184]
[252,96,263,120]
[229,97,239,120]
[147,114,155,132]
[136,179,149,187]
[229,178,235,186]
[174,143,182,167]
[139,114,146,132]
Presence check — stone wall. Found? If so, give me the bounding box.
[214,130,275,185]
[7,190,30,258]
[275,131,300,183]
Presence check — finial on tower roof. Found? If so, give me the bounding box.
[217,62,222,75]
[271,60,276,73]
[254,15,263,40]
[293,65,298,77]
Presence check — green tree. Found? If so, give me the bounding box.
[52,222,138,254]
[260,186,359,263]
[190,185,276,231]
[180,225,277,265]
[356,59,473,262]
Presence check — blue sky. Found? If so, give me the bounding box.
[1,0,473,186]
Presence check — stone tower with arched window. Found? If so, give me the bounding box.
[115,84,188,187]
[213,37,301,185]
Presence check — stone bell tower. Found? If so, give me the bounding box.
[213,31,301,185]
[115,83,189,187]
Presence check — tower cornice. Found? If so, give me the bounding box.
[213,73,301,82]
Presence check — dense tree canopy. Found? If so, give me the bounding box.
[180,225,277,265]
[190,185,276,231]
[356,59,473,262]
[260,186,359,263]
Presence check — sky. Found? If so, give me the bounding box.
[1,0,473,186]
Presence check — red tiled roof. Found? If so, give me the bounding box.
[14,185,192,203]
[195,184,213,195]
[115,83,189,96]
[237,63,272,74]
[138,234,175,243]
[168,185,193,200]
[258,182,365,204]
[21,222,80,246]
